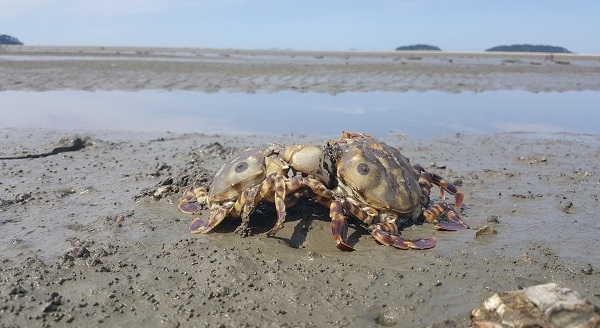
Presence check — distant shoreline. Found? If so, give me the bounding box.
[1,45,599,93]
[3,44,600,58]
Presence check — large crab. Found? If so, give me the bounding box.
[179,132,466,251]
[308,132,467,251]
[178,144,333,236]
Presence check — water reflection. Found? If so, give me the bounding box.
[1,90,598,138]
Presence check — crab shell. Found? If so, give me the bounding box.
[179,145,288,234]
[319,132,437,250]
[208,145,285,204]
[328,132,423,219]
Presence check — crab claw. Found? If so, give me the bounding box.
[435,211,468,231]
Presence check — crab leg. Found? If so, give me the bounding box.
[370,222,436,250]
[330,200,355,251]
[189,206,229,233]
[178,183,208,214]
[422,202,468,231]
[338,199,436,250]
[413,164,464,209]
[307,187,358,250]
[430,173,464,209]
[234,185,261,236]
[190,183,263,234]
[266,174,336,236]
[417,170,434,205]
[441,210,468,231]
[265,173,288,236]
[417,166,467,230]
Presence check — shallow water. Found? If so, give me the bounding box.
[1,90,599,138]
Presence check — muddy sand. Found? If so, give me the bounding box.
[1,46,600,93]
[1,47,600,327]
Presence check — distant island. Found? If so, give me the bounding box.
[395,44,441,51]
[485,44,571,53]
[0,34,23,45]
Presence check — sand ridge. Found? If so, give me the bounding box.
[1,45,599,93]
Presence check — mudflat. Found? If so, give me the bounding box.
[1,46,599,327]
[1,45,600,93]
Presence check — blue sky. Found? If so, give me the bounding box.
[2,0,599,53]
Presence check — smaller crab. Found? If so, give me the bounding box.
[178,144,333,236]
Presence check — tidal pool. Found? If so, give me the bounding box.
[1,90,598,137]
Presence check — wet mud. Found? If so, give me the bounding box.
[1,129,599,327]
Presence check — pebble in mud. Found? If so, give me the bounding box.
[375,307,399,326]
[485,215,500,224]
[559,200,574,214]
[581,263,594,275]
[475,226,497,239]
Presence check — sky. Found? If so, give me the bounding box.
[1,0,599,53]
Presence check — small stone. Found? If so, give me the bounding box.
[560,201,574,214]
[375,308,399,326]
[475,226,497,239]
[485,215,500,224]
[581,263,593,275]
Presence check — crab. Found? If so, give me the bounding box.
[178,144,333,236]
[319,132,467,251]
[179,132,466,252]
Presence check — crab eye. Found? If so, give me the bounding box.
[235,161,249,173]
[357,162,370,175]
